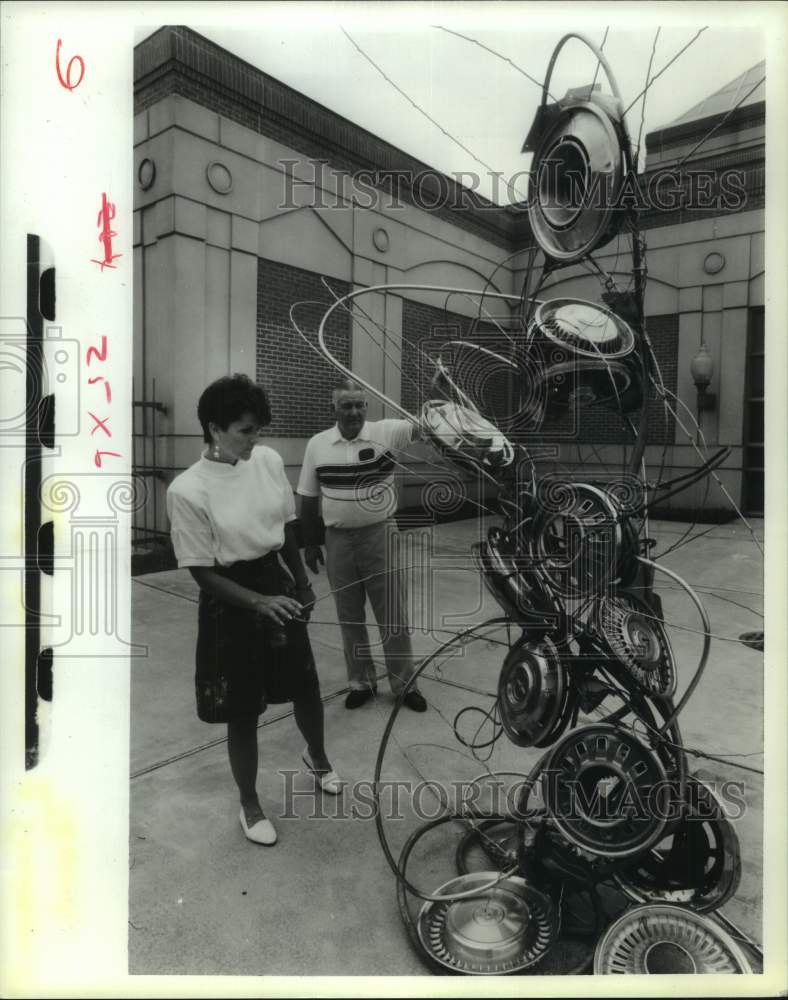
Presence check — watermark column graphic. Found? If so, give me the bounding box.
[38,472,147,658]
[0,316,76,635]
[2,315,144,655]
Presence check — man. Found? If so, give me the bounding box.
[297,380,427,712]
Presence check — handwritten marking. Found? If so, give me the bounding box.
[90,193,122,270]
[88,412,112,438]
[93,451,122,468]
[86,336,108,366]
[85,184,122,463]
[88,376,112,403]
[86,336,121,464]
[55,38,85,91]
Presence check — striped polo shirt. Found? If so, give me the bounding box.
[297,419,414,528]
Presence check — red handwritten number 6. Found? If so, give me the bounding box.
[55,38,85,91]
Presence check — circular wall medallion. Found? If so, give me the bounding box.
[372,227,390,253]
[703,251,725,275]
[206,161,233,195]
[137,158,156,191]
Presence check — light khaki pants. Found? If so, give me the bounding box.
[324,521,417,694]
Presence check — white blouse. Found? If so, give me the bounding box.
[166,445,296,568]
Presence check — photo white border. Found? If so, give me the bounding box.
[1,2,785,996]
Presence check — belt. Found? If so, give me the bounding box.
[212,550,280,583]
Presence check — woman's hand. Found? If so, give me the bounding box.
[295,583,316,622]
[252,594,303,627]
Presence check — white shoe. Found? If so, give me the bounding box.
[302,748,344,796]
[239,808,277,845]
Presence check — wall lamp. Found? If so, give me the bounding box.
[690,342,716,444]
[690,342,716,411]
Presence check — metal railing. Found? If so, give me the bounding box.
[132,376,170,547]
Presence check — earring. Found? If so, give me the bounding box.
[212,441,221,459]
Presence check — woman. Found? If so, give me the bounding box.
[166,374,341,847]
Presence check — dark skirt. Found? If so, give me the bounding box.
[195,552,320,723]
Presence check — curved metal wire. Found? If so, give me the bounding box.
[372,617,524,903]
[540,32,624,107]
[293,34,763,967]
[638,557,712,735]
[315,283,532,424]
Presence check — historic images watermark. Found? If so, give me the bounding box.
[276,770,749,823]
[279,157,748,214]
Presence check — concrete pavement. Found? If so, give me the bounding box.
[129,516,765,976]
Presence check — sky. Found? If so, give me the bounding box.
[134,4,767,205]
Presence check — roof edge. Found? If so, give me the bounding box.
[646,100,765,153]
[134,25,522,246]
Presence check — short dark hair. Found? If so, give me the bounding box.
[197,374,272,442]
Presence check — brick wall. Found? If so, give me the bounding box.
[400,298,678,446]
[540,313,678,446]
[400,299,519,422]
[256,258,351,436]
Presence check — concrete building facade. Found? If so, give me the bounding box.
[132,27,765,544]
